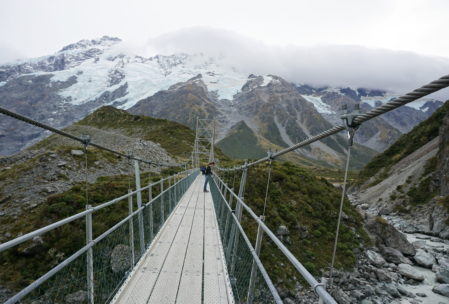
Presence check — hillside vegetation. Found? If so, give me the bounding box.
[221,161,369,290]
[78,106,195,159]
[358,100,449,186]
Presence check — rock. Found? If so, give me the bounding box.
[71,150,84,156]
[360,300,373,304]
[18,236,44,256]
[433,284,449,297]
[350,289,365,300]
[366,217,416,256]
[416,292,427,297]
[436,268,449,284]
[375,269,392,282]
[283,298,295,304]
[398,264,425,281]
[276,225,290,236]
[414,249,436,268]
[110,244,131,273]
[385,283,401,298]
[412,240,427,249]
[381,247,412,264]
[397,285,416,298]
[57,161,68,167]
[331,289,352,303]
[65,290,87,304]
[366,250,386,267]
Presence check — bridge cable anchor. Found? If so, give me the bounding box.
[340,104,361,147]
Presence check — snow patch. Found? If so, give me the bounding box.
[301,95,335,114]
[261,75,273,87]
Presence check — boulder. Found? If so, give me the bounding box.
[366,217,416,256]
[414,249,435,268]
[385,283,401,298]
[276,225,290,236]
[398,264,424,281]
[71,150,84,156]
[18,236,44,256]
[381,247,412,265]
[433,284,449,297]
[65,290,87,304]
[366,250,386,267]
[110,244,131,273]
[436,268,449,284]
[375,269,392,282]
[397,285,416,298]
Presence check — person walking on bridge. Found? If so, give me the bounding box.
[203,162,215,192]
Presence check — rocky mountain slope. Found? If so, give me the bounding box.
[131,73,378,168]
[354,100,449,238]
[1,36,443,169]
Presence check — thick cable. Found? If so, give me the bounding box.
[83,143,89,208]
[215,74,449,171]
[328,144,352,289]
[262,160,273,217]
[0,106,178,168]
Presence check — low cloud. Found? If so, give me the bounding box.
[146,27,449,97]
[0,43,26,65]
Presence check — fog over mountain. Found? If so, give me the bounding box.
[145,27,449,98]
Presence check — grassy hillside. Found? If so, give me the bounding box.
[78,106,195,159]
[358,100,449,186]
[221,161,369,290]
[217,121,267,159]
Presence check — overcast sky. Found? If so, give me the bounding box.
[0,0,448,94]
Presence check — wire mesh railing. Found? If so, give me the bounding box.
[212,173,337,304]
[1,169,198,304]
[210,177,282,304]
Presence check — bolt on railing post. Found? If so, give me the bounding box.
[247,215,265,304]
[133,160,145,256]
[148,184,154,241]
[128,190,135,267]
[85,205,94,304]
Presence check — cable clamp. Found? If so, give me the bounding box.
[312,283,325,295]
[81,135,91,147]
[341,113,360,147]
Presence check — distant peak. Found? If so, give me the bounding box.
[59,36,122,53]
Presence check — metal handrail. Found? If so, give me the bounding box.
[3,169,196,304]
[0,169,192,253]
[211,177,283,304]
[214,174,337,304]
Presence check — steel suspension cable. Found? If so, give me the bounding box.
[0,106,178,168]
[329,142,353,290]
[262,160,273,217]
[215,74,449,171]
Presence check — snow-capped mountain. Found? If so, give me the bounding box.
[0,36,444,165]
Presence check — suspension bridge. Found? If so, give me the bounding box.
[0,75,448,304]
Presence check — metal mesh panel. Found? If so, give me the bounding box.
[17,253,88,304]
[210,180,278,304]
[11,171,198,304]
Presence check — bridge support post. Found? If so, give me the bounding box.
[86,205,94,304]
[134,160,145,256]
[128,190,135,267]
[247,215,265,304]
[229,165,248,276]
[160,180,165,224]
[148,184,154,242]
[168,176,172,213]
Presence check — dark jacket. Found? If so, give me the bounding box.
[205,166,212,176]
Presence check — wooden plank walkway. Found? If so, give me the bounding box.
[111,176,233,304]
